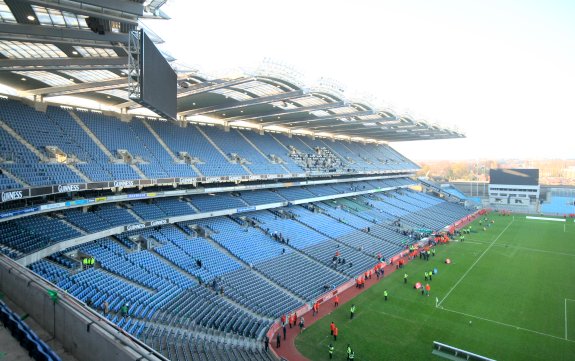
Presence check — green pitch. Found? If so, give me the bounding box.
[296,215,575,360]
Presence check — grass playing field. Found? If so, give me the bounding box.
[295,214,575,360]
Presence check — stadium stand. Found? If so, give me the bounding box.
[0,299,61,361]
[541,189,575,215]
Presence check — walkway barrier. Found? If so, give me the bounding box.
[432,341,496,361]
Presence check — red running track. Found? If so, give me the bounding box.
[270,259,407,361]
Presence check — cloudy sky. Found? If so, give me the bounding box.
[144,0,575,161]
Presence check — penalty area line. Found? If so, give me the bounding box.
[439,306,575,344]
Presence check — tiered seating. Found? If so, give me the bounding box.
[79,111,169,179]
[64,208,113,233]
[275,187,315,201]
[0,215,81,254]
[28,259,71,284]
[154,197,196,217]
[221,268,302,318]
[96,204,139,227]
[201,127,287,175]
[253,210,328,249]
[239,189,286,205]
[150,225,243,281]
[0,172,22,190]
[256,252,347,300]
[45,106,139,181]
[129,120,197,178]
[0,299,61,361]
[130,201,167,221]
[151,285,269,338]
[17,187,473,361]
[542,195,575,215]
[305,184,340,197]
[198,216,290,265]
[148,122,247,177]
[188,193,247,212]
[0,98,417,189]
[238,129,304,173]
[140,326,274,361]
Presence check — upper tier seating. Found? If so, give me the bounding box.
[201,127,287,175]
[0,98,416,189]
[148,122,246,177]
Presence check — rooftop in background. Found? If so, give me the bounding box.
[0,0,463,144]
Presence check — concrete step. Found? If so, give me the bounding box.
[68,110,116,161]
[142,120,181,162]
[66,163,91,182]
[130,164,148,179]
[195,126,233,162]
[236,129,272,162]
[0,166,29,188]
[204,225,307,306]
[125,208,145,223]
[0,118,49,161]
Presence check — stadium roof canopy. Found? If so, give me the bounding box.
[0,0,465,143]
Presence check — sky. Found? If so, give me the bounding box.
[143,0,575,161]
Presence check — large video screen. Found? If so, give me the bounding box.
[140,30,177,119]
[489,169,539,186]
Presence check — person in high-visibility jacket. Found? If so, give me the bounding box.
[350,304,356,319]
[404,273,408,284]
[384,289,388,301]
[424,271,428,281]
[334,295,339,307]
[330,321,335,335]
[328,343,334,359]
[333,326,338,341]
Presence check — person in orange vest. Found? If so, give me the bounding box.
[281,314,286,326]
[333,326,338,341]
[425,283,431,296]
[355,277,360,288]
[293,312,298,327]
[288,313,294,328]
[313,301,319,316]
[330,321,335,335]
[364,271,369,280]
[334,294,339,307]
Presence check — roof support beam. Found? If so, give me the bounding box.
[304,118,397,131]
[265,110,375,128]
[18,0,141,22]
[0,23,128,45]
[181,89,308,116]
[226,101,346,124]
[0,57,128,71]
[177,77,255,98]
[25,78,127,96]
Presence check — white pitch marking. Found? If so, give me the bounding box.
[440,306,575,344]
[438,220,514,307]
